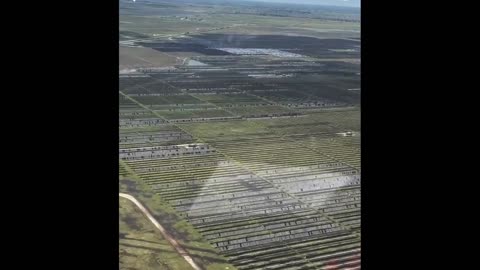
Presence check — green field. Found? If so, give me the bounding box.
[120,168,238,270]
[121,10,359,40]
[120,197,194,270]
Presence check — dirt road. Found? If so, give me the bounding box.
[119,193,202,270]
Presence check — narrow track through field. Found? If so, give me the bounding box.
[120,193,202,270]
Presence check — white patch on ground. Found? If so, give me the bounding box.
[187,60,209,66]
[248,74,293,78]
[329,49,358,52]
[119,68,139,74]
[137,67,177,73]
[180,160,360,222]
[336,131,360,137]
[215,48,304,58]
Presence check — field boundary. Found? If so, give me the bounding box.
[120,193,202,270]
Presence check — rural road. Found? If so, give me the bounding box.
[119,193,202,270]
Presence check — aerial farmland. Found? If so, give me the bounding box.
[119,0,360,269]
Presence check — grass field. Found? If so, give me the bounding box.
[120,0,359,42]
[155,108,233,120]
[120,46,179,69]
[120,197,194,270]
[120,170,238,270]
[120,11,359,38]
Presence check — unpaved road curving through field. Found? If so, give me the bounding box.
[119,193,202,270]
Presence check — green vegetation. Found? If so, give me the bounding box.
[119,197,194,270]
[155,108,233,120]
[192,94,265,105]
[120,161,238,270]
[120,47,179,69]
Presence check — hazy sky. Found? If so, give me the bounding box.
[241,0,360,8]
